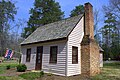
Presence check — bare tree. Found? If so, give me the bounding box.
[101,0,120,60]
[8,19,26,58]
[103,0,120,27]
[0,0,17,57]
[94,9,101,44]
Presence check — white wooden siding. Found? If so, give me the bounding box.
[67,16,84,76]
[21,46,36,70]
[21,40,67,76]
[42,42,67,76]
[100,53,103,67]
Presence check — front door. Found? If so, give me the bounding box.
[35,46,43,70]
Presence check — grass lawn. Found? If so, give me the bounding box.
[0,72,41,80]
[0,60,41,80]
[0,60,120,80]
[0,60,18,74]
[19,72,41,80]
[91,62,120,80]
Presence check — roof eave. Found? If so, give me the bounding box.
[21,37,68,46]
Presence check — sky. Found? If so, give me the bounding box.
[12,0,109,33]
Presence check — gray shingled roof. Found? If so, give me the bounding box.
[21,14,83,45]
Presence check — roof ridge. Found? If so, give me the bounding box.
[37,14,84,30]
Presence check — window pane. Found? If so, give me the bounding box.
[72,46,78,64]
[26,48,31,62]
[50,46,57,64]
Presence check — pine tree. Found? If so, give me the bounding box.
[22,0,64,38]
[100,12,119,60]
[70,5,84,17]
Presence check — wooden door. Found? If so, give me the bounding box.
[35,46,43,70]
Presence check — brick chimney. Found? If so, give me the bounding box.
[84,2,94,39]
[81,3,100,77]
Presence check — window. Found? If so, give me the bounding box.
[26,48,31,62]
[72,46,78,64]
[50,46,58,64]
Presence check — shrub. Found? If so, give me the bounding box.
[6,65,10,70]
[40,71,44,77]
[17,64,27,72]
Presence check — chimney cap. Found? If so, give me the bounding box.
[85,2,93,7]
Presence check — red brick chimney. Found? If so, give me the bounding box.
[84,2,94,39]
[81,3,100,77]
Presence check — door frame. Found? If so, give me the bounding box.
[35,46,43,70]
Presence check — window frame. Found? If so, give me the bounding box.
[26,48,31,62]
[49,46,58,64]
[72,46,78,64]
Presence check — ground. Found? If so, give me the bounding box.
[0,60,120,80]
[91,62,120,80]
[0,60,41,80]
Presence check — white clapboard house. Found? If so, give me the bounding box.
[21,3,102,76]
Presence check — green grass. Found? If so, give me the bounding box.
[91,62,120,80]
[0,60,41,80]
[0,76,25,80]
[0,72,41,80]
[0,60,18,74]
[19,72,41,80]
[0,60,120,80]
